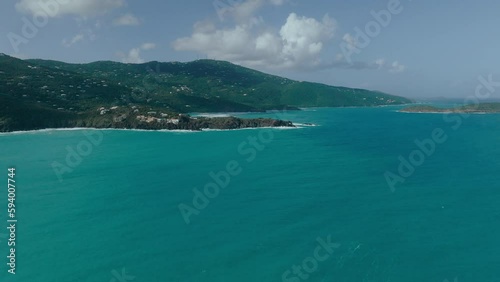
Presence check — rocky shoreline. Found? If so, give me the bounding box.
[105,116,296,131]
[0,115,295,133]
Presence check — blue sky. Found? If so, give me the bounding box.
[1,0,499,99]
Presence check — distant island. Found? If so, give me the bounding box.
[400,103,500,114]
[0,53,412,132]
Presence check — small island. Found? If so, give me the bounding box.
[400,103,500,114]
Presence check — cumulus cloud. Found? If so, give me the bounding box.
[15,0,125,17]
[120,43,156,64]
[176,0,404,73]
[280,14,336,66]
[113,13,140,26]
[173,13,336,69]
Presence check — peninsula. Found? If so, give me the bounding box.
[0,53,412,132]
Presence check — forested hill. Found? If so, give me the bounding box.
[0,53,412,132]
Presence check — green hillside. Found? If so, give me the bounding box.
[0,53,412,132]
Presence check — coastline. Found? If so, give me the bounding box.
[399,102,500,115]
[0,114,296,135]
[399,110,500,115]
[0,124,305,136]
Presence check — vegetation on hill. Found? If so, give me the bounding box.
[0,53,412,132]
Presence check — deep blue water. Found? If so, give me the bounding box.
[1,106,500,282]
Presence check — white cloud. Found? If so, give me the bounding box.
[318,57,406,73]
[389,61,406,73]
[120,43,157,64]
[342,33,358,50]
[140,43,156,50]
[15,0,125,17]
[122,48,142,64]
[216,0,286,22]
[280,13,336,67]
[62,33,84,47]
[369,58,406,73]
[113,13,140,26]
[173,13,336,69]
[339,33,407,73]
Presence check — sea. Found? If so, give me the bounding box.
[1,106,500,282]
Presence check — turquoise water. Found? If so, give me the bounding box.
[1,107,500,281]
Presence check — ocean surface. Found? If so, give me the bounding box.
[1,106,500,282]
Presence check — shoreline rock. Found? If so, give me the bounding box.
[0,116,295,133]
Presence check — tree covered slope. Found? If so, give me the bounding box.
[0,53,412,132]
